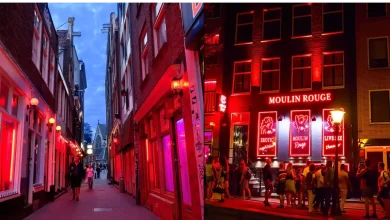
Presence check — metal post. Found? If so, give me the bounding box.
[331,125,341,216]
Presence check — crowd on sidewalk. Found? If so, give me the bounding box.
[205,156,390,219]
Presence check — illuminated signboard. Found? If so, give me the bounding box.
[269,93,332,104]
[322,108,345,157]
[257,111,277,157]
[219,95,227,112]
[290,110,311,157]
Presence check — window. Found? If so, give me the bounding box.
[204,81,216,113]
[162,135,174,192]
[323,3,343,34]
[323,52,344,88]
[140,28,149,80]
[368,38,389,68]
[235,12,253,44]
[293,4,312,37]
[367,3,387,18]
[263,9,281,41]
[49,49,55,94]
[204,131,213,156]
[32,7,42,70]
[292,55,312,90]
[149,117,156,139]
[32,114,43,186]
[0,117,17,193]
[147,141,159,189]
[11,94,18,117]
[370,90,390,123]
[233,61,251,94]
[41,30,49,84]
[57,84,62,117]
[261,58,280,92]
[153,3,167,56]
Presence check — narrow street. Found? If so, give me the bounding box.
[25,172,158,220]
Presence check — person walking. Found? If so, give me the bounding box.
[239,159,251,200]
[313,165,325,213]
[295,168,303,207]
[357,159,377,219]
[68,157,85,201]
[96,166,101,179]
[213,162,225,202]
[221,156,231,199]
[86,165,94,189]
[275,162,287,208]
[377,162,389,215]
[205,156,215,200]
[322,160,334,217]
[306,164,316,214]
[263,158,273,207]
[301,160,311,208]
[285,163,296,207]
[339,164,351,213]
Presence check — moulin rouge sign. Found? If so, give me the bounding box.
[257,111,277,157]
[290,110,311,157]
[269,93,332,105]
[322,109,345,156]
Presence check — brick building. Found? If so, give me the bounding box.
[204,3,359,196]
[356,3,390,168]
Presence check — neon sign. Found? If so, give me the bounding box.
[322,109,345,156]
[257,111,277,157]
[269,93,332,104]
[219,95,227,112]
[290,110,311,157]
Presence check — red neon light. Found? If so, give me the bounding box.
[10,129,16,181]
[257,111,277,157]
[322,108,345,157]
[268,93,331,104]
[191,3,203,18]
[290,110,311,157]
[219,95,227,112]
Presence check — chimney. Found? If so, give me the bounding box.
[67,17,75,41]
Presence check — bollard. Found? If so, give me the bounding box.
[119,177,125,193]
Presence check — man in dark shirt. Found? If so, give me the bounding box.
[263,158,273,206]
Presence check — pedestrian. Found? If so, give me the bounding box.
[301,160,311,208]
[338,164,351,213]
[313,165,325,212]
[221,156,231,199]
[239,159,251,200]
[377,162,389,214]
[213,162,225,202]
[263,158,273,207]
[86,164,95,189]
[306,164,316,214]
[285,163,296,207]
[205,156,215,200]
[68,157,85,201]
[295,168,303,206]
[96,166,101,179]
[275,162,287,208]
[356,159,377,219]
[322,160,334,217]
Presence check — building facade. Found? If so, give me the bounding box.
[204,3,358,195]
[91,122,107,164]
[356,3,390,169]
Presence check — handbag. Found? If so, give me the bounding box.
[84,178,88,184]
[213,182,225,194]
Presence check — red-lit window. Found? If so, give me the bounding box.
[140,26,149,80]
[367,3,386,18]
[204,81,216,113]
[153,3,167,57]
[149,117,156,139]
[323,52,344,88]
[292,55,312,90]
[0,116,17,193]
[32,6,42,70]
[323,3,343,34]
[204,131,213,157]
[205,34,219,45]
[368,37,389,69]
[147,140,160,190]
[162,135,174,192]
[292,4,312,37]
[235,12,253,44]
[233,61,251,94]
[159,108,169,134]
[263,8,281,41]
[261,58,280,92]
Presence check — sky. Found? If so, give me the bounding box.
[49,3,117,137]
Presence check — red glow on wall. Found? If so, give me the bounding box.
[269,93,331,104]
[219,95,227,112]
[322,108,345,157]
[257,111,277,157]
[290,110,311,157]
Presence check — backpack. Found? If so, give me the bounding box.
[365,170,377,188]
[245,169,252,180]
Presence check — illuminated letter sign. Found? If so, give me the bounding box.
[322,109,345,156]
[257,111,277,157]
[219,95,227,112]
[269,93,332,104]
[290,110,311,157]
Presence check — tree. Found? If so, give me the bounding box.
[84,123,93,144]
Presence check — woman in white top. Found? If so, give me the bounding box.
[86,165,95,189]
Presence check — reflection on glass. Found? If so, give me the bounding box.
[176,119,192,205]
[230,125,249,164]
[163,135,174,192]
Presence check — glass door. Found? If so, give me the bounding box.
[230,125,249,164]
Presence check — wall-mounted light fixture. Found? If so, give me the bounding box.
[27,98,39,122]
[171,77,183,97]
[47,117,55,132]
[278,116,283,121]
[312,116,317,121]
[56,125,61,133]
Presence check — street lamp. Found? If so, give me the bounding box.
[47,117,55,132]
[330,109,345,216]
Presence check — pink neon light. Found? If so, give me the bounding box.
[290,110,311,157]
[9,129,16,182]
[146,140,149,161]
[257,111,277,157]
[322,108,345,157]
[204,80,217,84]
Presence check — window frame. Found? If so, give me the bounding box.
[235,11,254,46]
[152,3,167,57]
[260,57,281,93]
[369,89,390,124]
[291,54,312,91]
[366,3,388,18]
[322,3,344,35]
[322,51,345,89]
[292,4,312,39]
[232,60,252,95]
[32,5,42,71]
[31,112,45,188]
[367,36,390,69]
[229,112,250,165]
[204,80,217,113]
[140,27,148,81]
[262,8,282,42]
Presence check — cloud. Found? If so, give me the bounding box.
[96,86,105,92]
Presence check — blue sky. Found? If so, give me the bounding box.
[49,3,117,136]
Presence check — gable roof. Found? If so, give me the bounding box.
[98,124,107,138]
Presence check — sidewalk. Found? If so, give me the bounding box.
[25,172,158,220]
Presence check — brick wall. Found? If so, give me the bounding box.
[0,3,57,111]
[356,3,390,139]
